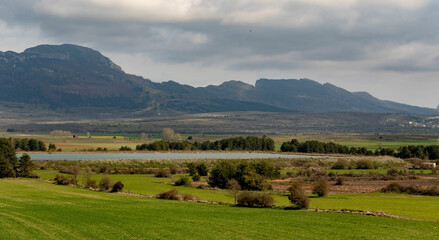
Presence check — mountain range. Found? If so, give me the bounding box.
[0,44,437,116]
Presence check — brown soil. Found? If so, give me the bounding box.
[271,174,439,194]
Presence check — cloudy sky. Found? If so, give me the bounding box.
[1,0,438,108]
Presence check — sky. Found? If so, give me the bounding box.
[0,0,438,108]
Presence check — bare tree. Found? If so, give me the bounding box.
[71,166,81,185]
[162,128,175,141]
[141,132,148,140]
[174,133,182,141]
[50,130,72,137]
[227,179,241,205]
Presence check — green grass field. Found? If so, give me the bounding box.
[1,179,438,240]
[35,170,439,221]
[311,193,439,221]
[35,170,235,204]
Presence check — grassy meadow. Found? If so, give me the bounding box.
[36,170,235,204]
[34,170,439,221]
[310,193,439,221]
[2,131,439,239]
[1,179,439,240]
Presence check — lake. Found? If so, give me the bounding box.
[19,152,324,161]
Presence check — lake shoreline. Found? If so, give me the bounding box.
[17,152,331,161]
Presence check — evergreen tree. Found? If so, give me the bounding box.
[17,154,33,177]
[0,138,18,178]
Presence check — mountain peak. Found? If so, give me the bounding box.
[255,78,322,88]
[219,80,253,88]
[1,43,438,116]
[23,44,122,71]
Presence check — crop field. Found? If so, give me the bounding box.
[2,131,437,152]
[1,179,438,240]
[1,132,237,151]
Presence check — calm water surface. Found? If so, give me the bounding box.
[19,152,324,161]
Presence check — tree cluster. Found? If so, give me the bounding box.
[14,138,46,151]
[281,139,439,160]
[208,160,280,191]
[281,139,374,155]
[136,136,275,152]
[187,162,208,180]
[396,145,439,160]
[136,140,194,151]
[0,138,33,178]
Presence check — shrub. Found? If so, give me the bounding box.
[169,165,182,174]
[312,180,328,197]
[381,183,439,196]
[99,176,114,191]
[27,172,40,179]
[242,171,271,191]
[48,143,57,151]
[99,166,112,174]
[111,181,124,193]
[237,191,274,207]
[335,177,345,185]
[187,163,197,176]
[381,183,405,193]
[119,146,132,151]
[154,168,171,178]
[356,159,375,169]
[84,176,98,189]
[191,173,201,182]
[331,159,350,170]
[182,193,196,201]
[54,174,74,185]
[288,182,309,209]
[328,172,336,178]
[174,177,190,186]
[387,167,399,176]
[156,189,180,200]
[59,166,73,174]
[59,166,81,183]
[196,163,208,176]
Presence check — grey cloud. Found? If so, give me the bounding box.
[0,0,438,107]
